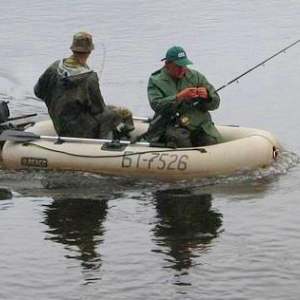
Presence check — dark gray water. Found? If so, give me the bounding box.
[1,1,300,299]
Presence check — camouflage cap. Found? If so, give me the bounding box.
[70,31,95,53]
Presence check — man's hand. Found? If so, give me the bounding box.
[197,87,208,100]
[176,87,198,102]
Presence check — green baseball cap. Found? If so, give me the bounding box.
[161,46,193,67]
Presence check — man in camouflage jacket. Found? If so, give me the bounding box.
[34,32,126,138]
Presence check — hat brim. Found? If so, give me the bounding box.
[173,57,193,67]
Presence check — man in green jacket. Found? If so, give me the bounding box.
[34,31,132,138]
[146,46,223,148]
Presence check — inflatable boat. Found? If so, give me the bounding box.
[0,118,281,181]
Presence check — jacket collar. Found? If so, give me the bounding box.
[160,66,192,81]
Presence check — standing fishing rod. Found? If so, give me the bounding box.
[216,38,300,92]
[98,42,107,80]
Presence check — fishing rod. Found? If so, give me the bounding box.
[137,39,300,123]
[216,38,300,92]
[99,38,300,93]
[32,38,300,123]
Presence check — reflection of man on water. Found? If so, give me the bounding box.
[152,189,223,271]
[43,197,108,270]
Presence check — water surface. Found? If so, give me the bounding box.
[1,1,300,299]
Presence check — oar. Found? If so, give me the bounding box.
[0,129,164,147]
[7,113,37,122]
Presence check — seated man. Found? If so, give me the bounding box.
[145,45,223,148]
[34,31,133,139]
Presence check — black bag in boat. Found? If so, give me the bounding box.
[0,101,10,124]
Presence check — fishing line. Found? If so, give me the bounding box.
[98,42,106,80]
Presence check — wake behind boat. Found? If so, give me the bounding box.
[0,118,281,181]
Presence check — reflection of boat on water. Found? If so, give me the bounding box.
[41,188,223,280]
[42,197,108,271]
[152,189,223,271]
[0,118,281,181]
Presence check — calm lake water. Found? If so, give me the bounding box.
[1,1,300,299]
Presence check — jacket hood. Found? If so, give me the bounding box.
[57,59,93,86]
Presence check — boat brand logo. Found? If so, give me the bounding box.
[21,157,48,168]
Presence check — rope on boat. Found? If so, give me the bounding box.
[22,142,207,159]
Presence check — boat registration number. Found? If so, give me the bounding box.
[121,151,188,171]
